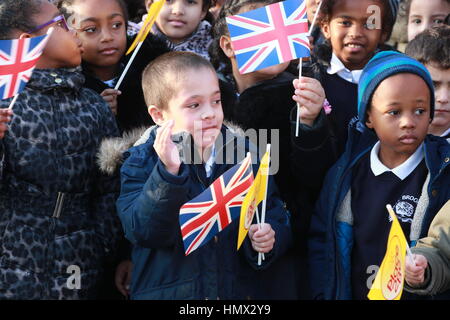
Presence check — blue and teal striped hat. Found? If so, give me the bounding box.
[358,51,435,127]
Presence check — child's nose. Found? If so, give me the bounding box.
[201,105,216,120]
[436,86,449,105]
[101,28,114,42]
[400,114,416,129]
[348,23,364,38]
[171,1,184,15]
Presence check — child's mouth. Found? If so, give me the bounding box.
[345,43,364,53]
[169,20,185,27]
[100,48,118,55]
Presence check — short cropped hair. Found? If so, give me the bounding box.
[142,51,217,110]
[405,26,450,69]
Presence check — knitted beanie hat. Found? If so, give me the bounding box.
[358,51,435,127]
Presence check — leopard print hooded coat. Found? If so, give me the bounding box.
[0,68,121,299]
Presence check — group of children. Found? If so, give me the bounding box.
[0,0,449,300]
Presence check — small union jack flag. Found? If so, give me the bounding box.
[0,35,50,100]
[226,0,310,74]
[179,155,254,255]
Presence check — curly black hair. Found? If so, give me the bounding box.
[0,0,42,39]
[55,0,129,27]
[209,0,279,74]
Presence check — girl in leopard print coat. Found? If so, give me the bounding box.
[0,0,122,299]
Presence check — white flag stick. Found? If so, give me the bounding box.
[255,207,265,265]
[260,144,271,226]
[308,1,322,37]
[8,94,19,110]
[386,204,416,265]
[114,41,144,90]
[295,59,302,137]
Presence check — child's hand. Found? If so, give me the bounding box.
[115,260,133,297]
[154,120,181,175]
[0,108,13,139]
[248,223,275,253]
[100,89,121,115]
[292,77,326,127]
[405,254,428,287]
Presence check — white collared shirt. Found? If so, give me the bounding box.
[327,53,363,84]
[370,141,425,181]
[441,127,450,138]
[204,144,216,178]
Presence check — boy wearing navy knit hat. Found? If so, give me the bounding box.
[308,51,450,300]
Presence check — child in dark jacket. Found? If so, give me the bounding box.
[209,0,327,299]
[115,51,293,300]
[57,0,171,133]
[308,51,450,300]
[0,0,121,299]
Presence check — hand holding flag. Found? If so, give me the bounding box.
[179,154,254,255]
[367,205,408,300]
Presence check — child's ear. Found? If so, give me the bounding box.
[219,35,234,58]
[148,105,165,125]
[365,111,374,129]
[145,0,153,10]
[321,22,331,40]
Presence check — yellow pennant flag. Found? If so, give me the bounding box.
[237,150,270,250]
[126,0,165,55]
[368,205,407,300]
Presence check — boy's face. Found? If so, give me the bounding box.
[426,63,450,134]
[408,0,450,41]
[155,0,207,44]
[321,0,386,70]
[367,73,431,164]
[70,0,127,73]
[160,67,224,150]
[32,1,82,69]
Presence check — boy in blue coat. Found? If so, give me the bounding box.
[115,51,292,300]
[308,51,450,300]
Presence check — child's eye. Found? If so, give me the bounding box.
[186,0,197,4]
[339,20,352,27]
[388,110,399,116]
[83,26,97,33]
[213,99,221,105]
[432,18,444,25]
[187,103,199,109]
[112,22,123,29]
[411,18,422,25]
[415,108,426,115]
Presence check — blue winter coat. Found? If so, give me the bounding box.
[0,68,121,299]
[116,125,293,300]
[308,122,450,300]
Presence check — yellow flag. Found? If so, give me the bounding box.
[367,205,407,300]
[126,0,165,55]
[237,151,270,250]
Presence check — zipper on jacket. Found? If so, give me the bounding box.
[52,192,65,219]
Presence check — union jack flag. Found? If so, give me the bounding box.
[226,0,310,74]
[179,155,254,255]
[0,35,49,100]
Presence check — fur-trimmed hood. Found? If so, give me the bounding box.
[96,121,247,175]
